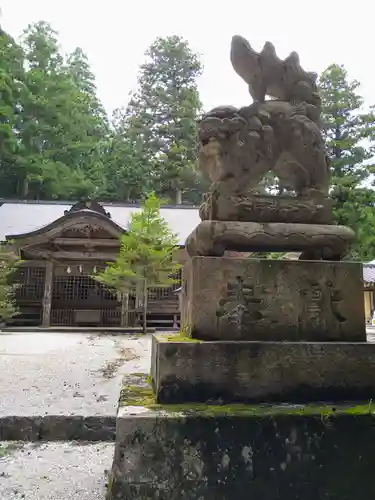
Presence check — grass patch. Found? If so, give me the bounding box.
[0,442,23,458]
[156,333,202,343]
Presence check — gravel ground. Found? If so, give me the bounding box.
[0,441,114,500]
[366,326,375,343]
[0,331,151,417]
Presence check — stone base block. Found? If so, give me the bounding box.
[199,192,334,224]
[183,257,365,341]
[185,220,355,258]
[151,335,375,404]
[108,403,375,500]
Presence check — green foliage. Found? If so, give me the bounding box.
[0,25,205,205]
[319,64,375,260]
[0,21,109,200]
[93,193,181,332]
[0,26,25,195]
[125,36,204,204]
[0,243,19,321]
[102,108,153,202]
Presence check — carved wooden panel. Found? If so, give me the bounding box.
[61,224,116,239]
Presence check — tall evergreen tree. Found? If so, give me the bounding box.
[0,24,25,197]
[319,64,375,260]
[19,21,80,198]
[93,193,180,333]
[67,47,96,95]
[17,22,108,200]
[126,35,204,204]
[65,46,110,198]
[103,107,152,202]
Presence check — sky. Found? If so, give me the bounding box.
[2,0,375,116]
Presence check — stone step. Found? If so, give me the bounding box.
[0,415,116,442]
[0,441,113,500]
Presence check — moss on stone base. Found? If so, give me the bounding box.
[119,375,375,418]
[155,333,202,343]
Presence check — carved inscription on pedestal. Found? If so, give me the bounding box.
[216,277,269,337]
[327,280,346,323]
[301,279,346,327]
[304,283,322,323]
[189,258,364,341]
[215,273,349,339]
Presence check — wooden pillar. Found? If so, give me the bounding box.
[135,281,142,309]
[120,292,129,327]
[42,261,54,327]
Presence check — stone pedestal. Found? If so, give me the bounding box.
[107,32,375,499]
[183,257,365,342]
[185,221,355,259]
[200,192,334,224]
[108,401,375,500]
[151,335,375,404]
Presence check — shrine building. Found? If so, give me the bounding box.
[0,199,199,329]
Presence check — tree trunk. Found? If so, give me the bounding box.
[120,292,129,327]
[142,279,148,335]
[175,189,182,205]
[22,178,29,198]
[17,178,29,198]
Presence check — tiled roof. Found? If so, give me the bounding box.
[364,264,375,284]
[0,200,201,246]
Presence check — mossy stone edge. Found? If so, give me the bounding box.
[119,374,375,418]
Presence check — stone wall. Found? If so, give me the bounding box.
[109,406,375,499]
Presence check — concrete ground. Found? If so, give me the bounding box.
[0,441,114,500]
[366,325,375,343]
[0,331,151,499]
[0,331,151,417]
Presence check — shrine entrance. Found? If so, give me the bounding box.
[50,266,136,327]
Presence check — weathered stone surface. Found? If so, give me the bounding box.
[199,190,333,224]
[198,100,329,202]
[108,404,375,499]
[183,257,365,341]
[0,416,42,441]
[185,221,355,258]
[151,336,375,404]
[0,415,116,441]
[230,35,319,105]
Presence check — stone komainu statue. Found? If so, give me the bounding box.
[199,35,330,201]
[186,35,355,261]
